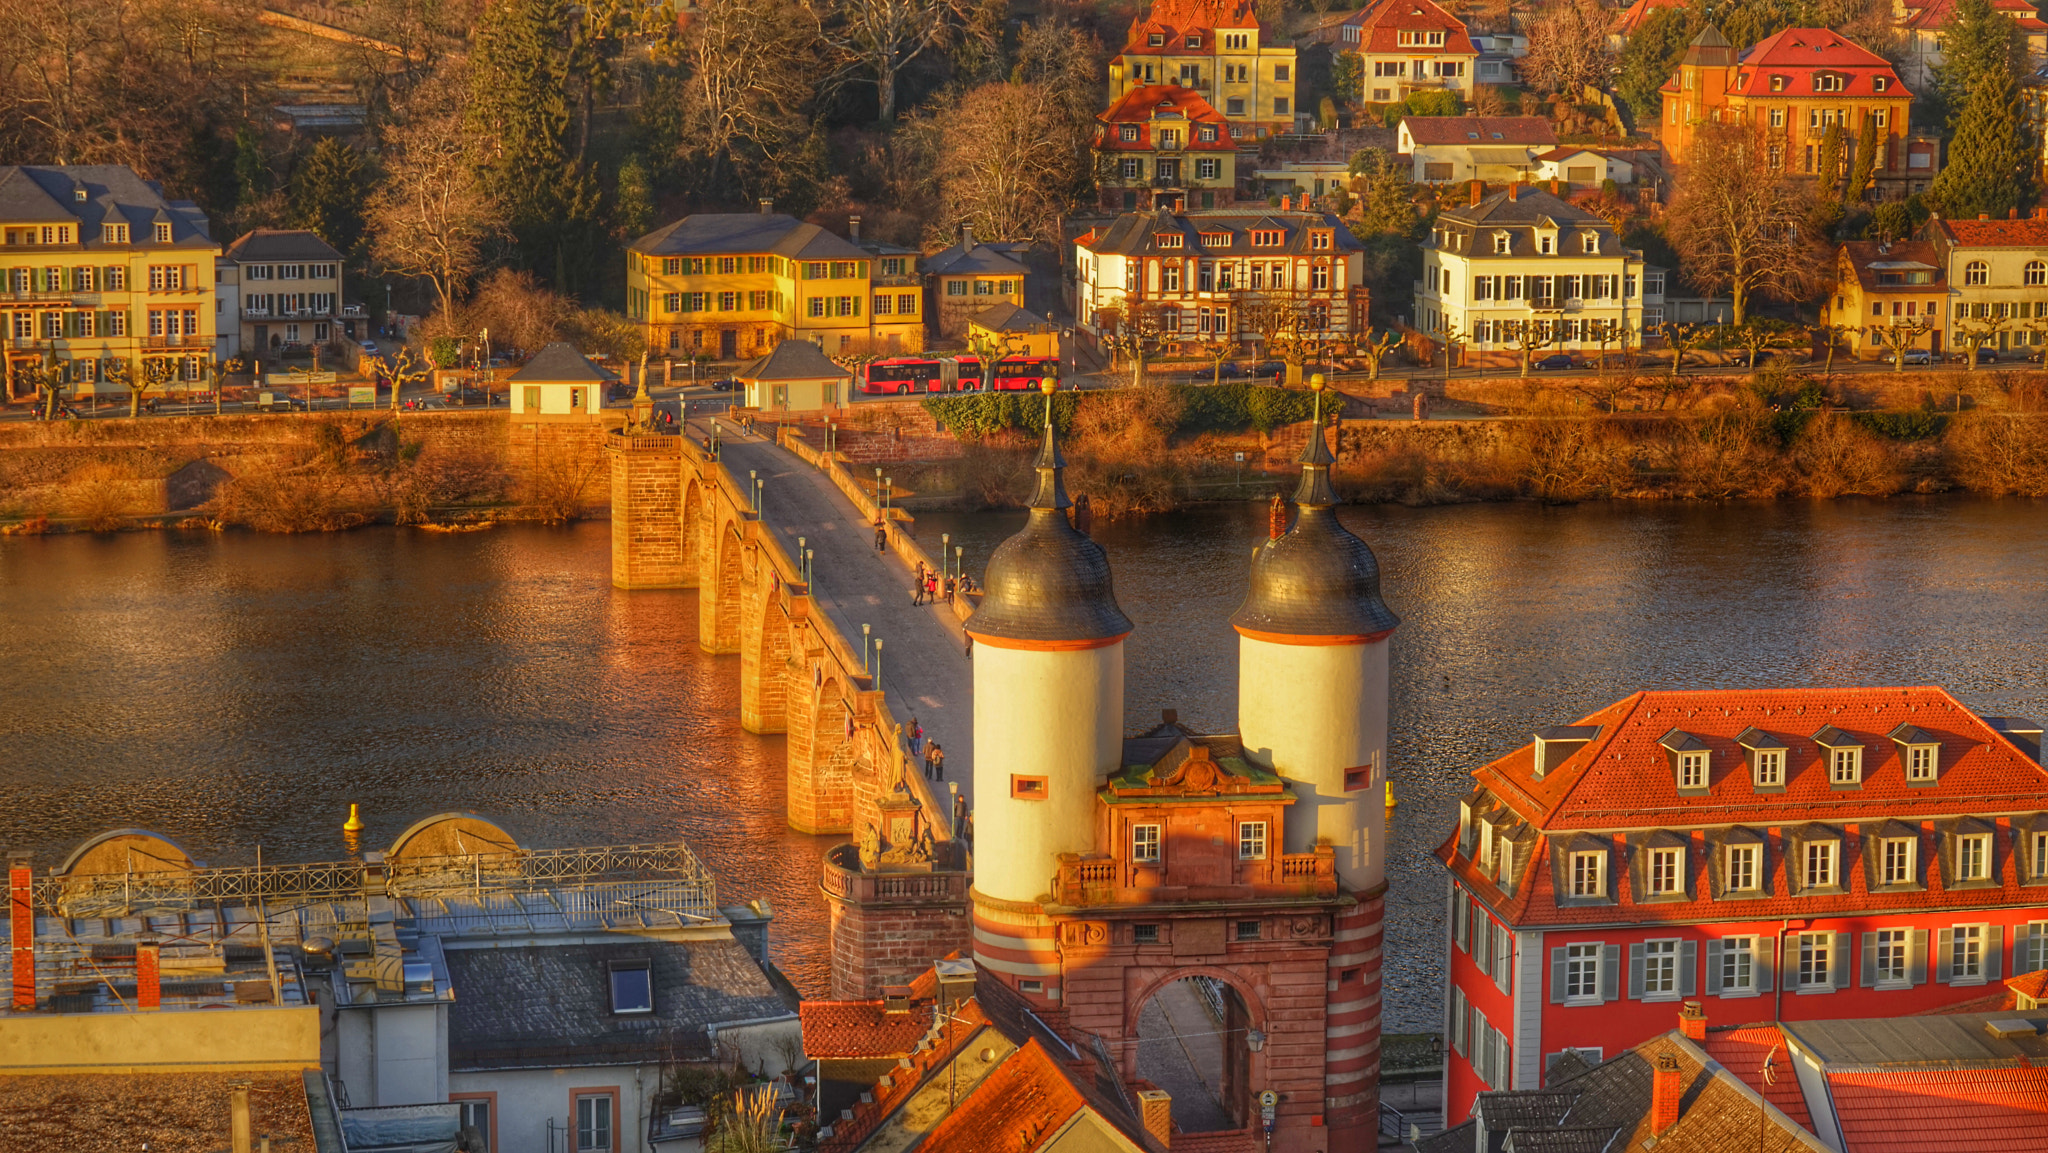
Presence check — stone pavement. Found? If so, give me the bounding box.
[1134,979,1235,1134]
[701,421,978,815]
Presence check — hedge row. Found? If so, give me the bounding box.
[921,383,1319,439]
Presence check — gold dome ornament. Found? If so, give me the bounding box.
[1038,375,1058,395]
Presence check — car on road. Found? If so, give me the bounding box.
[1951,346,1999,365]
[1880,348,1934,366]
[359,341,378,352]
[1533,354,1582,370]
[708,378,741,392]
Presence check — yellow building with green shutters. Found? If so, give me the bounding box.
[625,208,925,361]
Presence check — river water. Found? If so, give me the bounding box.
[4,500,2046,1027]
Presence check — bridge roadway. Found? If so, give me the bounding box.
[701,420,978,812]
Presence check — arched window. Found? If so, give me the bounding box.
[2026,261,2045,286]
[1965,261,1989,286]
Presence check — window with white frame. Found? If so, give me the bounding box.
[1830,747,1862,784]
[1957,833,1990,881]
[1720,936,1755,992]
[1132,824,1161,863]
[1753,749,1783,786]
[153,223,171,242]
[1570,850,1606,898]
[1238,821,1267,860]
[609,962,652,1014]
[1643,939,1679,998]
[1907,744,1937,781]
[2033,831,2048,881]
[1725,843,1759,892]
[1882,836,1916,885]
[1678,751,1707,789]
[455,1100,492,1150]
[1797,932,1833,987]
[1493,231,1510,254]
[1580,231,1600,254]
[1951,925,1984,981]
[576,1094,614,1153]
[1874,928,1910,985]
[1565,942,1602,1001]
[1649,847,1682,895]
[1965,261,1989,286]
[1804,839,1837,889]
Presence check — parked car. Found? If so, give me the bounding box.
[1216,361,1248,378]
[1950,346,1999,365]
[1880,348,1934,366]
[708,377,741,392]
[1250,360,1285,380]
[359,340,378,353]
[1533,354,1581,370]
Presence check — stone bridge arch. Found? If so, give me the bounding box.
[788,671,861,834]
[741,570,793,734]
[699,520,743,654]
[679,477,704,588]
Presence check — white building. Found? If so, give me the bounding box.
[1414,184,1663,365]
[508,342,614,418]
[1334,0,1481,103]
[1397,116,1557,183]
[1532,148,1635,188]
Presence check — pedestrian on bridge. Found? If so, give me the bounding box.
[909,718,923,757]
[927,742,945,782]
[912,563,927,605]
[874,519,887,552]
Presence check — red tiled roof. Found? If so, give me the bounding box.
[1617,0,1686,35]
[816,1000,991,1151]
[1346,0,1477,55]
[1727,29,1909,97]
[1436,687,2048,928]
[1101,85,1228,125]
[800,1001,933,1059]
[918,1040,1092,1153]
[1827,1067,2048,1153]
[2005,969,2048,1003]
[1702,1025,1813,1130]
[1119,0,1259,54]
[1934,215,2048,247]
[1402,116,1556,146]
[1899,0,2046,33]
[1837,239,1945,293]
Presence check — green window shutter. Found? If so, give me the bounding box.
[1860,932,1877,986]
[1757,937,1775,993]
[1679,940,1697,997]
[1937,928,1953,983]
[1550,948,1567,1004]
[1910,929,1929,985]
[1829,931,1850,990]
[1705,940,1724,995]
[1627,944,1645,1000]
[1987,926,2004,981]
[1600,944,1620,1002]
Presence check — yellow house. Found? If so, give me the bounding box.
[0,164,220,400]
[924,227,1030,337]
[624,205,924,361]
[967,303,1060,360]
[1820,239,1947,358]
[1107,0,1299,138]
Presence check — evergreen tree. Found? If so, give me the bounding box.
[1614,6,1704,125]
[1928,69,2028,220]
[613,154,655,243]
[288,138,371,255]
[1814,122,1843,200]
[1842,113,1878,208]
[233,126,272,211]
[466,0,598,292]
[1934,0,2024,125]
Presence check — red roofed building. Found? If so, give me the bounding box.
[1094,86,1242,213]
[1659,26,1938,200]
[1434,685,2048,1126]
[1925,211,2048,359]
[1332,0,1479,104]
[1895,0,2047,93]
[1615,0,1688,37]
[1107,0,1299,137]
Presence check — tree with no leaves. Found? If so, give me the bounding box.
[1519,0,1613,96]
[673,0,821,194]
[818,0,959,123]
[1665,121,1824,326]
[368,75,505,317]
[933,81,1089,245]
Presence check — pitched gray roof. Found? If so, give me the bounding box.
[0,165,215,250]
[969,302,1048,331]
[508,342,616,383]
[444,937,792,1071]
[629,213,867,260]
[1440,187,1603,228]
[923,239,1030,277]
[737,339,852,382]
[1082,209,1365,257]
[224,229,344,262]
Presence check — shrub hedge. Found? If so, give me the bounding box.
[921,383,1317,439]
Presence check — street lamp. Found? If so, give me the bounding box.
[941,533,951,580]
[955,546,963,586]
[873,467,883,510]
[873,637,883,688]
[805,548,815,586]
[884,476,892,512]
[862,623,872,671]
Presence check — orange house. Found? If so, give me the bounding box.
[1660,26,1934,200]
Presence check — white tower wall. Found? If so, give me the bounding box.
[1237,634,1388,891]
[972,640,1126,905]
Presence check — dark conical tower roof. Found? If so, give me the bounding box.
[1230,391,1399,640]
[966,390,1132,644]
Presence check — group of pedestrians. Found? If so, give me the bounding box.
[912,562,959,606]
[907,717,946,781]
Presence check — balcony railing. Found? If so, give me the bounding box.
[2,291,83,304]
[1155,137,1185,151]
[819,845,970,905]
[243,308,338,320]
[1152,174,1185,188]
[1052,846,1336,906]
[142,335,213,349]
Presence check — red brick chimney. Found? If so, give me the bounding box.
[137,939,162,1011]
[1679,1001,1705,1041]
[9,851,31,1011]
[1549,178,1562,197]
[1469,179,1484,206]
[2010,208,2021,220]
[1650,1052,1682,1136]
[1138,1089,1173,1148]
[1980,213,1992,221]
[1510,182,1523,201]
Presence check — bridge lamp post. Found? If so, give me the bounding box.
[862,623,872,672]
[797,537,807,583]
[873,637,883,690]
[884,477,893,513]
[955,546,964,587]
[874,467,882,509]
[749,470,760,513]
[941,533,950,581]
[805,548,814,586]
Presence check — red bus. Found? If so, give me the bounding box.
[861,356,1061,395]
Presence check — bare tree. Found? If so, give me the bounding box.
[1519,0,1612,96]
[818,0,958,123]
[368,74,504,316]
[1806,322,1857,375]
[1954,314,2016,371]
[1356,330,1401,380]
[1658,322,1706,378]
[1865,319,1933,371]
[1241,291,1340,385]
[933,81,1089,245]
[1501,315,1561,377]
[1665,121,1827,326]
[675,0,821,190]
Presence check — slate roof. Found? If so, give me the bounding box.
[1933,214,2048,248]
[923,239,1030,277]
[443,938,792,1070]
[1434,188,1621,258]
[1346,0,1477,55]
[1079,209,1363,256]
[1437,687,2048,928]
[1724,28,1910,98]
[223,228,344,263]
[507,342,616,383]
[629,213,867,260]
[969,303,1049,332]
[737,339,853,382]
[1402,116,1556,147]
[0,164,214,249]
[1837,240,1945,293]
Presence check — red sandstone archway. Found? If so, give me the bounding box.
[1130,973,1256,1133]
[681,478,703,584]
[704,527,742,653]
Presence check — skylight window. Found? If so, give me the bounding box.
[609,962,653,1014]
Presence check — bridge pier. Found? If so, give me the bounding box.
[739,576,791,734]
[699,523,744,654]
[606,436,687,589]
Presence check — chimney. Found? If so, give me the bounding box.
[1679,1000,1705,1041]
[2036,208,2046,220]
[1550,178,1562,197]
[231,1080,254,1153]
[137,938,162,1011]
[1979,213,1991,221]
[933,957,976,1014]
[1138,1089,1173,1147]
[1649,1052,1681,1136]
[961,223,976,251]
[2010,208,2021,220]
[848,215,862,241]
[1510,182,1523,201]
[759,198,773,215]
[882,984,913,1014]
[1162,709,1179,725]
[1469,179,1484,206]
[9,851,31,1011]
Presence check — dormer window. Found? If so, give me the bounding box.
[1156,232,1183,249]
[1310,230,1332,250]
[153,222,171,243]
[1198,124,1217,141]
[1660,730,1711,793]
[1570,850,1607,897]
[1580,231,1600,254]
[1804,838,1837,888]
[1649,846,1682,894]
[1882,834,1916,885]
[1769,74,1786,91]
[1736,727,1788,790]
[1184,34,1201,47]
[1539,234,1555,255]
[1531,725,1600,780]
[1725,842,1759,891]
[1873,76,1889,92]
[1120,124,1140,141]
[1956,832,1990,880]
[1149,32,1165,45]
[73,188,87,202]
[1813,725,1863,786]
[1814,72,1844,92]
[1492,231,1511,254]
[1890,723,1940,784]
